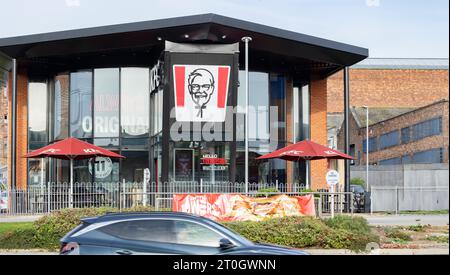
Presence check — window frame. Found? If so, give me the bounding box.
[87,217,238,247]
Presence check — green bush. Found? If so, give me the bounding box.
[0,228,36,250]
[224,216,379,252]
[426,235,448,243]
[255,188,280,198]
[0,206,155,250]
[324,215,372,235]
[350,178,365,189]
[384,227,412,243]
[405,225,429,232]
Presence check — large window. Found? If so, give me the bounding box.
[379,157,402,166]
[150,89,163,136]
[94,68,120,139]
[121,68,150,138]
[28,82,48,149]
[70,71,92,138]
[53,74,69,140]
[412,117,442,141]
[121,151,149,183]
[413,148,443,164]
[363,137,378,153]
[401,127,410,144]
[237,72,271,184]
[169,141,231,184]
[379,130,399,150]
[402,155,412,164]
[237,71,270,141]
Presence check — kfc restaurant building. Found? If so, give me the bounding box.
[0,14,368,192]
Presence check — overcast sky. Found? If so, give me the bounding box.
[1,0,448,58]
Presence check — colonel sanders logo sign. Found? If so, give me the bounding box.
[173,65,231,122]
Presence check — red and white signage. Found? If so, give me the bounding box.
[173,65,231,122]
[173,194,316,221]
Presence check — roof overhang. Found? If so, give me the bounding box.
[0,13,369,80]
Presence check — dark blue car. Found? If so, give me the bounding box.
[60,212,308,255]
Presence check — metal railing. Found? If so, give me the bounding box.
[0,181,354,217]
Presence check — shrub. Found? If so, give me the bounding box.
[350,178,365,189]
[33,206,155,249]
[324,215,372,235]
[405,225,429,232]
[384,227,412,243]
[223,216,379,251]
[255,188,280,198]
[426,235,448,243]
[0,228,36,250]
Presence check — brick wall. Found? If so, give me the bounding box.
[327,69,449,113]
[338,100,449,165]
[7,69,28,190]
[0,85,7,167]
[310,77,328,190]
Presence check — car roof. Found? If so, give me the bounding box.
[82,211,207,224]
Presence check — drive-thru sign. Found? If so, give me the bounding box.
[326,170,339,186]
[326,170,339,218]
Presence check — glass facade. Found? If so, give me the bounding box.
[70,71,92,139]
[53,74,69,141]
[26,64,309,188]
[93,68,120,140]
[28,81,48,186]
[121,68,150,138]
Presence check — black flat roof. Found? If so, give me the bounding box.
[0,13,368,79]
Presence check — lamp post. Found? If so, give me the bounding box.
[362,106,369,191]
[242,36,252,193]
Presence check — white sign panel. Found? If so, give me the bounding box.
[326,170,340,186]
[173,65,231,122]
[144,168,151,184]
[89,157,113,179]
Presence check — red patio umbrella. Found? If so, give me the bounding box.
[256,139,354,161]
[257,140,353,189]
[24,137,125,207]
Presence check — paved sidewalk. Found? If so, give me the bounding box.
[361,214,449,226]
[0,249,57,255]
[0,248,448,255]
[304,248,449,255]
[0,215,43,223]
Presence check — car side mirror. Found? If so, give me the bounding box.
[219,238,235,250]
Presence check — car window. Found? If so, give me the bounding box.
[99,219,175,243]
[173,220,223,247]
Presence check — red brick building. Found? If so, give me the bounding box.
[337,99,449,166]
[327,58,449,113]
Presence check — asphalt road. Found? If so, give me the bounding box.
[363,214,449,226]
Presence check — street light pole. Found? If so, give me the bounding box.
[242,36,252,194]
[363,106,369,191]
